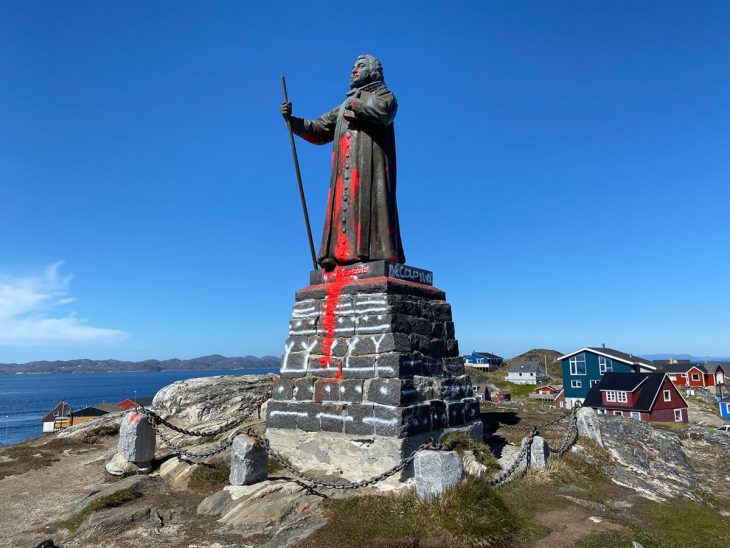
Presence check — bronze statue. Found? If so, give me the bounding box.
[281,55,405,271]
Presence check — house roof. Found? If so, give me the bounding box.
[583,372,687,412]
[507,361,543,373]
[704,363,727,374]
[661,363,707,374]
[115,396,154,407]
[558,347,656,370]
[473,351,503,360]
[41,401,72,423]
[72,403,124,417]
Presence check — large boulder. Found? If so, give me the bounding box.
[152,374,274,423]
[151,374,274,460]
[598,416,699,501]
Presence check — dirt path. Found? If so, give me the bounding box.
[532,507,629,547]
[0,438,116,546]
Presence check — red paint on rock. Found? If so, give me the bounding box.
[127,413,141,426]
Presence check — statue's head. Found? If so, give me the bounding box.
[350,55,383,89]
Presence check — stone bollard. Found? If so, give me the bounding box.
[229,434,268,486]
[576,407,603,447]
[414,450,464,502]
[118,411,156,467]
[529,435,549,468]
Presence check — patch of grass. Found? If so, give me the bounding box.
[304,477,539,547]
[0,438,88,480]
[61,487,142,533]
[639,499,730,548]
[189,462,230,493]
[652,421,689,433]
[575,531,635,547]
[441,431,500,472]
[268,457,284,474]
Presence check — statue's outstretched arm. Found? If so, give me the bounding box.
[290,107,339,145]
[347,91,397,126]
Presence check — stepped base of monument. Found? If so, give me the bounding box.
[267,421,483,485]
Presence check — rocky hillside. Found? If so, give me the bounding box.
[2,374,729,547]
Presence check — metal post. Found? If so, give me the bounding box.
[281,75,318,270]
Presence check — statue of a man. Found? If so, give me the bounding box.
[281,55,405,271]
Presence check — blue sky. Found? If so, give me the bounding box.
[1,1,729,363]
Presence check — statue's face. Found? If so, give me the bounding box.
[350,58,370,88]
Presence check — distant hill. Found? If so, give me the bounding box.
[0,354,281,375]
[506,349,563,379]
[641,354,730,363]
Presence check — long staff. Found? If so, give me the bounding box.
[281,75,318,270]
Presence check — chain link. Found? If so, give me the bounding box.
[134,402,579,488]
[137,406,246,438]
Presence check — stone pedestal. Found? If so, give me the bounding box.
[266,262,482,482]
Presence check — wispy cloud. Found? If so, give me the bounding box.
[0,262,127,346]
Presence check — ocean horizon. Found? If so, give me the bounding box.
[0,368,278,446]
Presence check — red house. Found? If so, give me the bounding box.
[530,385,562,402]
[583,372,688,423]
[115,396,154,410]
[662,363,722,388]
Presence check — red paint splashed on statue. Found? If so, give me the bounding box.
[317,265,367,373]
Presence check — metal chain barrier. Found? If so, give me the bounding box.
[133,401,580,489]
[484,428,536,486]
[496,408,573,431]
[137,406,246,438]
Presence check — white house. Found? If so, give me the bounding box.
[506,361,548,385]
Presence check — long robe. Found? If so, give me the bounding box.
[290,83,405,267]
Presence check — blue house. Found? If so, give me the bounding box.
[559,346,657,407]
[718,396,730,420]
[464,351,504,371]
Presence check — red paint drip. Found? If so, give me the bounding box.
[317,267,365,371]
[127,413,141,427]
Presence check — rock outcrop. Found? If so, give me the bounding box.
[598,416,699,501]
[153,374,274,423]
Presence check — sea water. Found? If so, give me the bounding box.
[0,368,277,446]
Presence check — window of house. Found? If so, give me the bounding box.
[617,391,628,403]
[663,390,671,402]
[613,410,623,416]
[606,391,617,402]
[630,412,641,420]
[598,356,613,374]
[598,408,606,414]
[569,353,587,375]
[53,411,59,417]
[571,380,582,389]
[590,380,599,387]
[691,373,700,381]
[518,372,522,376]
[674,409,682,422]
[559,401,564,408]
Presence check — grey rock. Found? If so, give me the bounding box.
[79,506,152,535]
[414,450,464,501]
[229,435,268,486]
[599,416,700,501]
[105,452,147,477]
[529,435,549,468]
[152,374,273,423]
[118,411,156,464]
[66,475,158,524]
[262,514,329,548]
[576,407,604,447]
